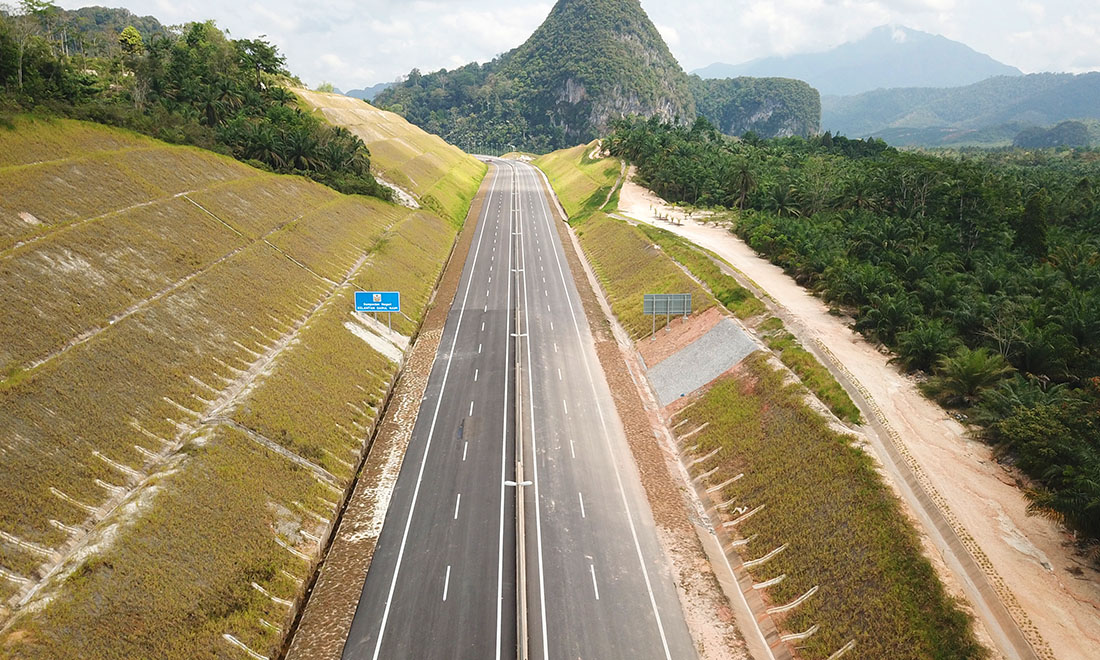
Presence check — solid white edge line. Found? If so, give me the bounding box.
[525,164,675,660]
[369,162,500,660]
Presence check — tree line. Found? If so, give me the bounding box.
[609,115,1100,547]
[0,2,388,199]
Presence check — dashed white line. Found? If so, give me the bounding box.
[550,321,554,331]
[463,441,468,461]
[475,368,479,382]
[570,437,576,458]
[578,492,586,518]
[589,564,600,600]
[443,565,452,602]
[563,399,568,414]
[454,494,462,520]
[557,368,562,381]
[469,401,474,417]
[479,343,483,354]
[481,322,485,332]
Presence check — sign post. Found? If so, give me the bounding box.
[643,293,692,340]
[355,291,401,332]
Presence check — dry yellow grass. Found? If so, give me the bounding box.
[0,117,461,658]
[293,88,487,225]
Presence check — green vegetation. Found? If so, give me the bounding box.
[295,89,487,226]
[677,354,982,659]
[690,76,820,139]
[532,142,621,218]
[757,318,862,424]
[609,116,1100,544]
[1014,120,1094,149]
[0,3,388,199]
[0,119,459,656]
[373,0,697,152]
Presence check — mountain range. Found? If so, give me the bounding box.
[372,0,819,151]
[822,72,1100,146]
[694,25,1022,97]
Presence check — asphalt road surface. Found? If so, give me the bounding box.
[342,160,696,660]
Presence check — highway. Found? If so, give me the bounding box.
[342,159,695,660]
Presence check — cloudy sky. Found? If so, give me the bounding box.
[55,0,1100,91]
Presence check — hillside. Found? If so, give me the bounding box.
[373,0,695,151]
[695,25,1021,96]
[823,72,1100,145]
[0,117,466,658]
[690,76,820,138]
[294,89,487,225]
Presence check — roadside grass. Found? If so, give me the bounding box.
[532,141,621,219]
[636,223,765,320]
[0,118,462,657]
[676,354,983,660]
[0,116,151,168]
[573,212,713,339]
[233,210,456,480]
[758,317,862,424]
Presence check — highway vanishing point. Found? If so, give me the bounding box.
[340,160,697,660]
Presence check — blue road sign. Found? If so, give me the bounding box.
[355,291,401,313]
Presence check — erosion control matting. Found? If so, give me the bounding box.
[647,319,757,407]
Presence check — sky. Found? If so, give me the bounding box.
[54,0,1100,91]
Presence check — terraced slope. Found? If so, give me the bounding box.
[0,118,464,659]
[294,88,486,226]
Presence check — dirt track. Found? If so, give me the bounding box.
[619,172,1100,660]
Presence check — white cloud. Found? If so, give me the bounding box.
[54,0,1100,89]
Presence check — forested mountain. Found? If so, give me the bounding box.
[823,72,1100,146]
[374,0,819,151]
[690,75,819,138]
[695,25,1021,96]
[375,0,695,152]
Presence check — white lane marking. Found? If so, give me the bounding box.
[589,564,600,600]
[443,565,452,602]
[494,162,516,660]
[563,399,568,415]
[553,343,558,353]
[526,163,675,659]
[370,162,501,660]
[489,276,492,284]
[475,368,479,382]
[479,343,483,354]
[550,321,554,331]
[547,304,550,312]
[484,305,488,313]
[557,368,562,381]
[570,438,576,459]
[463,441,469,461]
[469,401,474,417]
[486,288,490,298]
[579,491,586,518]
[454,494,462,520]
[482,321,485,331]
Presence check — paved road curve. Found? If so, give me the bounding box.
[342,160,696,660]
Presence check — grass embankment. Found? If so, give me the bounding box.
[676,354,983,659]
[535,142,861,423]
[294,89,487,226]
[0,118,458,658]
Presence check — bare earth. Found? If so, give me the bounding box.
[619,171,1100,660]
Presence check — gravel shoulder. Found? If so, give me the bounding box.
[619,172,1100,660]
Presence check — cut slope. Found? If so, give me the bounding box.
[0,118,459,659]
[294,88,486,226]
